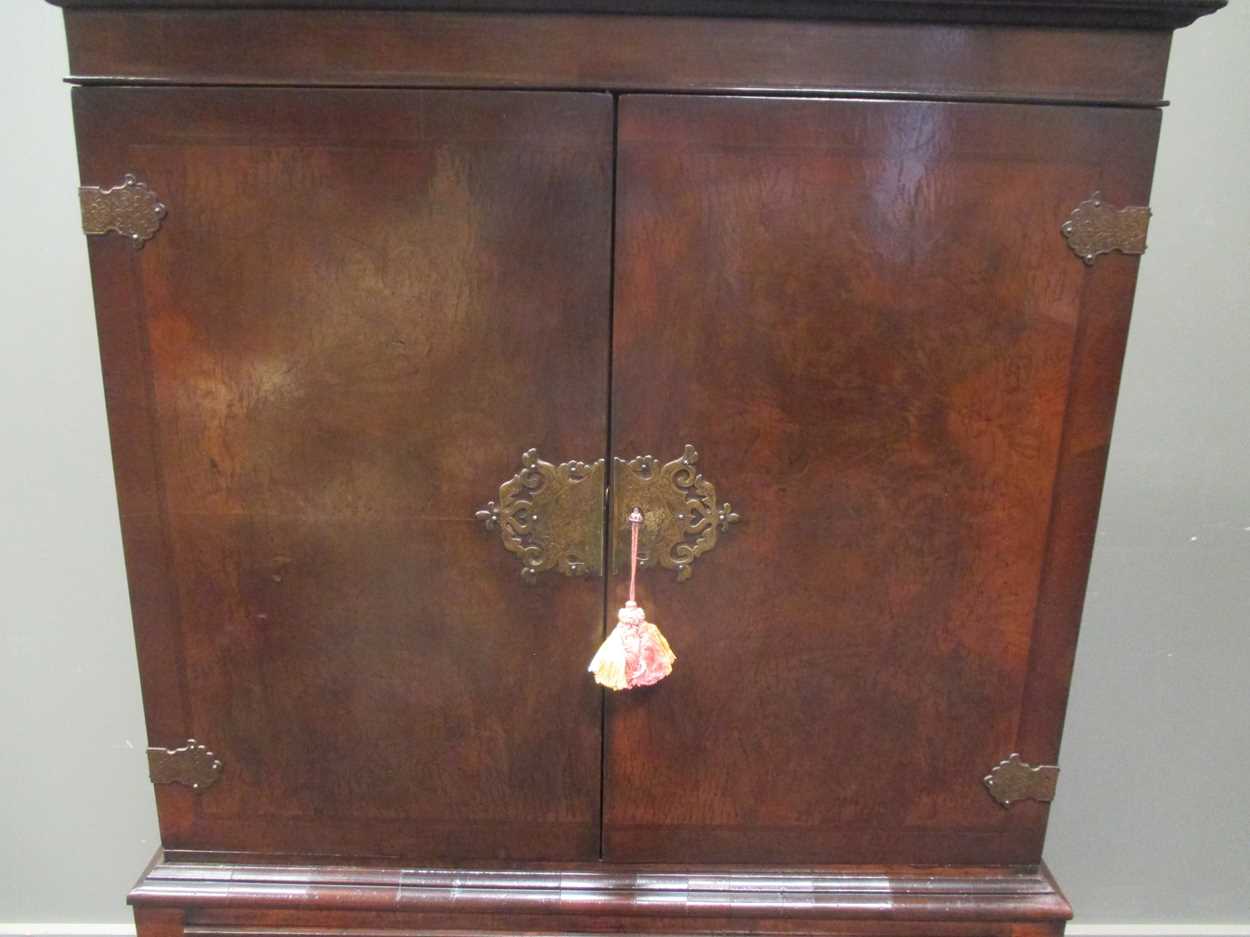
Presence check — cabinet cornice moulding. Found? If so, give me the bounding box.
[42,0,1226,30]
[53,10,1179,106]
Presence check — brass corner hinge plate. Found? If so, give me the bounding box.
[148,738,223,791]
[80,173,167,248]
[983,753,1059,807]
[476,444,740,583]
[612,444,740,582]
[1061,191,1150,265]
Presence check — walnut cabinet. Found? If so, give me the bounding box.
[46,2,1224,937]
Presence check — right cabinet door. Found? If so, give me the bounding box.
[605,94,1160,865]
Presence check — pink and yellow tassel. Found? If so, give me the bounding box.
[588,508,676,690]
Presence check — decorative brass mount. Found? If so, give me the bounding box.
[476,445,739,583]
[1061,191,1150,265]
[80,173,167,248]
[611,445,740,582]
[475,450,607,583]
[983,753,1059,807]
[147,738,223,791]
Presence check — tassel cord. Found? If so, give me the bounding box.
[628,506,642,605]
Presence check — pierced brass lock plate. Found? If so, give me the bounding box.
[476,450,606,582]
[612,444,740,582]
[477,445,740,583]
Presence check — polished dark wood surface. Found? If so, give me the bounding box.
[46,0,1225,30]
[75,86,614,859]
[606,95,1158,866]
[62,11,1173,107]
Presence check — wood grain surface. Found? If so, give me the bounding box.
[74,86,614,860]
[605,94,1159,865]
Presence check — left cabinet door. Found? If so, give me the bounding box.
[74,88,614,861]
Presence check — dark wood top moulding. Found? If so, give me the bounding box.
[45,0,1226,31]
[56,12,1179,103]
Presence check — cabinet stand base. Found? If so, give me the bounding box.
[131,852,1071,937]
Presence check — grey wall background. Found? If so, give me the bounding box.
[1,1,1246,928]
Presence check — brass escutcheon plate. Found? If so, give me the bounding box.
[476,445,740,583]
[611,445,740,582]
[476,450,606,582]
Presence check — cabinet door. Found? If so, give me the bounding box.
[606,94,1159,864]
[75,88,612,860]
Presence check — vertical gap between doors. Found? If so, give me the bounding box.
[597,91,622,862]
